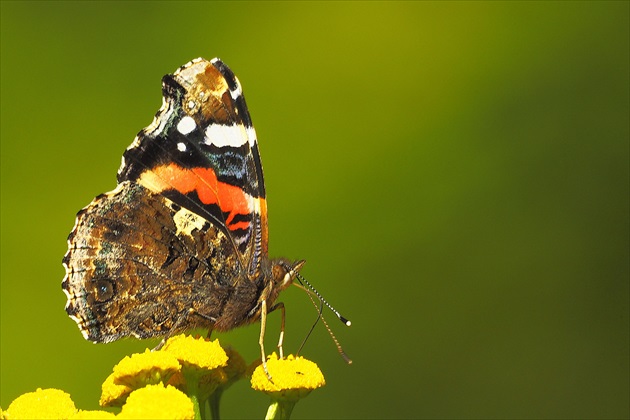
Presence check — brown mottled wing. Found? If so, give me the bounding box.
[62,181,257,342]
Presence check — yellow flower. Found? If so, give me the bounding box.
[251,354,326,402]
[161,335,230,418]
[100,371,133,407]
[114,348,182,387]
[100,348,181,407]
[117,384,194,420]
[69,409,116,419]
[162,335,228,371]
[5,388,77,419]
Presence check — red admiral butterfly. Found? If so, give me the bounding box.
[62,58,320,372]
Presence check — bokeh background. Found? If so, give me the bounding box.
[1,1,628,418]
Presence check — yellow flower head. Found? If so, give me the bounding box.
[113,348,182,386]
[117,384,194,420]
[161,335,229,404]
[69,409,116,419]
[100,371,132,407]
[162,335,228,371]
[100,348,181,407]
[5,388,77,419]
[251,354,326,402]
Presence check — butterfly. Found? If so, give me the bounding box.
[62,58,307,375]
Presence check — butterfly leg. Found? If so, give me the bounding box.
[259,299,273,381]
[268,302,286,359]
[153,338,167,351]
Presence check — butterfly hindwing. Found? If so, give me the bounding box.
[63,181,245,342]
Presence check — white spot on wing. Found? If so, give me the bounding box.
[230,80,243,101]
[246,126,258,147]
[177,116,197,135]
[173,208,207,237]
[204,123,248,148]
[177,142,187,152]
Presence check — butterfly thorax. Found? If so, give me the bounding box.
[208,257,300,332]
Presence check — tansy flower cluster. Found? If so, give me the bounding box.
[1,335,325,420]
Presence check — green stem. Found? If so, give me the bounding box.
[209,389,223,420]
[184,373,203,420]
[265,400,296,420]
[188,389,202,420]
[199,397,208,420]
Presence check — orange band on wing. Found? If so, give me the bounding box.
[138,163,253,231]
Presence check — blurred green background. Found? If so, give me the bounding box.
[1,1,628,418]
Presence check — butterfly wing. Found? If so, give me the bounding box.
[118,58,268,279]
[63,59,270,342]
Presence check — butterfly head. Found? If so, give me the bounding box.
[271,259,306,292]
[256,259,305,315]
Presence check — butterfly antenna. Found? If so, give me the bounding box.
[294,271,352,327]
[287,268,352,365]
[295,293,323,357]
[296,282,353,364]
[318,305,353,364]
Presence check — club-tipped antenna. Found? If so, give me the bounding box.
[294,271,352,327]
[317,304,353,364]
[296,283,353,364]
